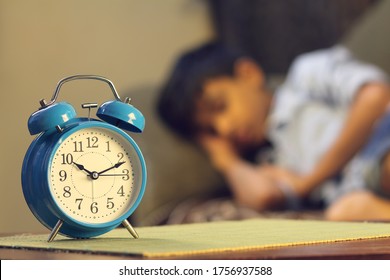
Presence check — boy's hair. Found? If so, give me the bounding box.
[157,42,245,140]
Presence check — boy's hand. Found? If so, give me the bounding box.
[263,166,309,197]
[198,135,287,210]
[197,134,240,172]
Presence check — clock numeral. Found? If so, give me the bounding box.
[117,185,125,197]
[75,198,83,210]
[73,141,84,152]
[86,136,99,148]
[105,141,111,152]
[59,170,67,182]
[117,152,124,162]
[61,153,73,165]
[107,197,114,209]
[63,186,71,198]
[90,202,98,214]
[122,169,130,181]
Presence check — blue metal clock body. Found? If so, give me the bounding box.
[21,75,147,241]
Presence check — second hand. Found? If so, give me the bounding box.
[92,178,95,203]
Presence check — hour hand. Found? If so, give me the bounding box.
[73,162,93,176]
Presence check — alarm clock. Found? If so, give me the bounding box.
[21,75,147,242]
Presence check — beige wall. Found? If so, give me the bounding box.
[0,0,213,233]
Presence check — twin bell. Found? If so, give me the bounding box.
[27,75,145,135]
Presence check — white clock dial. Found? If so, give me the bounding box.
[49,127,139,224]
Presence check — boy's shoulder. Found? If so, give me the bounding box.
[288,45,352,75]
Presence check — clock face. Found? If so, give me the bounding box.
[49,126,142,224]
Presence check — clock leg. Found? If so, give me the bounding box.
[122,219,139,239]
[47,219,63,242]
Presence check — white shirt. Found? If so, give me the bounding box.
[268,46,388,176]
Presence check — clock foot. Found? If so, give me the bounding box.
[122,219,139,239]
[47,219,63,242]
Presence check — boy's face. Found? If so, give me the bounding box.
[194,61,271,148]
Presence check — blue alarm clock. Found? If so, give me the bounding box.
[21,75,147,242]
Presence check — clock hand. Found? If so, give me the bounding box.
[73,162,94,176]
[97,161,126,175]
[91,179,95,203]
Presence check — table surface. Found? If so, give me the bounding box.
[2,234,390,260]
[3,219,390,260]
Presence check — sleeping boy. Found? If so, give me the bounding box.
[157,42,390,221]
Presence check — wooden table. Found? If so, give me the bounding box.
[1,234,390,259]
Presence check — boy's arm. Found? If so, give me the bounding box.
[294,82,390,196]
[198,135,284,210]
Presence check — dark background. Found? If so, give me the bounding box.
[208,0,379,73]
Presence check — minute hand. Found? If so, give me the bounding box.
[97,161,126,175]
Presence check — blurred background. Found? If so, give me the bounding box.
[1,0,390,234]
